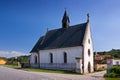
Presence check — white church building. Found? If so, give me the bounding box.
[30,10,94,74]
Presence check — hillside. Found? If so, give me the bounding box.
[7,55,30,64]
[97,49,120,59]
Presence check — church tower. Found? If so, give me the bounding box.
[62,10,70,29]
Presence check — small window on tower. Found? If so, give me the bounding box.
[88,39,90,44]
[88,49,90,56]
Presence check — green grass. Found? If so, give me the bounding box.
[1,64,80,74]
[1,64,21,69]
[22,68,80,74]
[105,78,120,80]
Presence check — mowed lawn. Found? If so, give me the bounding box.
[105,78,120,80]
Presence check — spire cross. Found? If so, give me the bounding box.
[47,27,49,32]
[87,13,90,22]
[64,7,66,11]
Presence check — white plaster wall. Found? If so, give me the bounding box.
[83,22,94,73]
[107,59,120,72]
[39,46,82,64]
[112,59,120,65]
[30,22,94,73]
[30,52,38,64]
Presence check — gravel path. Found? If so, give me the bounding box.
[0,66,106,80]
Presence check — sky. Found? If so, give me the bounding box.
[0,0,120,57]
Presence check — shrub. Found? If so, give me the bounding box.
[104,72,117,78]
[109,72,117,78]
[104,66,120,78]
[110,66,120,74]
[104,73,108,77]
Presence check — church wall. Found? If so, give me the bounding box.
[30,52,39,67]
[83,22,94,73]
[39,46,82,64]
[30,23,94,73]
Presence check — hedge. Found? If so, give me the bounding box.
[104,66,120,78]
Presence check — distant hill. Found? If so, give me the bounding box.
[7,55,30,64]
[97,49,120,59]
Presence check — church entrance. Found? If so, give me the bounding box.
[88,62,91,73]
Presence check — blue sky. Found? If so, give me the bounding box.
[0,0,120,57]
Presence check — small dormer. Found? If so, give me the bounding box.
[62,10,70,29]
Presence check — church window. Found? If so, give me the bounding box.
[50,53,53,63]
[88,39,90,44]
[64,52,67,63]
[88,49,90,56]
[34,55,37,64]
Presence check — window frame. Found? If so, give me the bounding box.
[63,52,67,63]
[88,49,90,56]
[34,55,37,64]
[50,53,53,64]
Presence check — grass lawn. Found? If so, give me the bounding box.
[1,64,21,69]
[1,64,80,74]
[23,68,79,74]
[105,78,120,80]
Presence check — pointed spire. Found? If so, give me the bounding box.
[87,13,90,22]
[62,9,70,29]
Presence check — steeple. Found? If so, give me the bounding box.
[62,10,70,29]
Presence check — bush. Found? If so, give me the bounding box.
[104,72,117,78]
[104,73,108,77]
[110,66,120,74]
[104,66,120,78]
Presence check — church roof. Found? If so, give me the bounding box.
[30,22,87,53]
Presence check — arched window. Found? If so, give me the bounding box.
[88,39,90,44]
[50,53,53,63]
[64,52,67,63]
[34,55,37,64]
[88,49,90,56]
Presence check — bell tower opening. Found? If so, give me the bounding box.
[62,10,70,29]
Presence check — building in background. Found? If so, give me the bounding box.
[0,57,7,65]
[107,58,120,73]
[94,52,112,71]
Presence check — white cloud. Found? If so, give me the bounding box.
[0,51,29,58]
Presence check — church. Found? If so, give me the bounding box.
[30,10,94,74]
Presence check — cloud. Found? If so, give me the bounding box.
[0,51,29,58]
